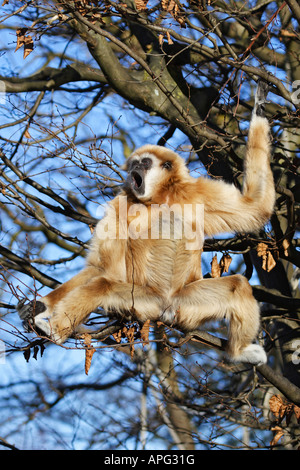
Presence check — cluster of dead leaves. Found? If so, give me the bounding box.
[135,0,186,26]
[80,321,152,374]
[269,394,300,447]
[158,31,174,46]
[74,0,97,12]
[257,242,277,272]
[162,0,186,26]
[210,242,278,277]
[112,319,151,359]
[73,0,104,22]
[23,342,45,363]
[15,28,34,59]
[211,253,232,278]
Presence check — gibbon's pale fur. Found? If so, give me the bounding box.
[18,85,275,365]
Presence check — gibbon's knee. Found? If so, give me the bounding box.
[225,274,261,340]
[172,274,266,365]
[227,273,252,296]
[171,275,251,330]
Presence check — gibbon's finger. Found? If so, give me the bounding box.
[254,80,270,117]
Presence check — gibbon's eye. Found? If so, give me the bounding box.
[162,161,172,170]
[141,157,152,169]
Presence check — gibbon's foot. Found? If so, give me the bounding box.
[254,80,269,117]
[229,344,267,366]
[17,299,54,339]
[18,299,47,324]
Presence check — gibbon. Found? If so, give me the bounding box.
[18,82,275,365]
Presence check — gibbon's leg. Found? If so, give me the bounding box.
[166,274,266,365]
[20,273,161,343]
[18,266,102,330]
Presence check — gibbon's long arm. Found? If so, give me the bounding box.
[200,113,275,237]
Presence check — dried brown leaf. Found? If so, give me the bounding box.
[270,426,284,447]
[134,0,148,10]
[129,343,135,358]
[282,238,290,257]
[23,36,34,59]
[269,394,285,419]
[83,334,96,375]
[166,31,174,45]
[24,128,31,139]
[294,405,300,422]
[126,326,135,343]
[85,347,96,375]
[161,0,175,12]
[125,326,136,358]
[211,254,221,278]
[280,29,297,38]
[219,253,232,274]
[140,319,150,345]
[15,28,28,52]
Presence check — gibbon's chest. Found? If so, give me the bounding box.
[90,200,202,289]
[124,237,202,294]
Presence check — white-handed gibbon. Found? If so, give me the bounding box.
[18,82,275,365]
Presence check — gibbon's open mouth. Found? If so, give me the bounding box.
[131,170,143,189]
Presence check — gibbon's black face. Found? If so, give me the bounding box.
[127,156,152,196]
[125,153,170,200]
[124,147,177,201]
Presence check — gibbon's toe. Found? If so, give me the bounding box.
[230,344,267,366]
[17,299,47,320]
